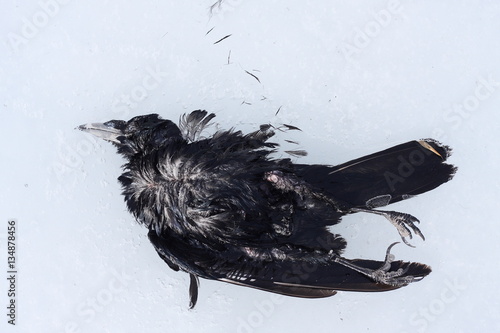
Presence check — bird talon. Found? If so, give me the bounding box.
[385,242,399,260]
[401,237,416,248]
[369,243,417,286]
[350,208,425,247]
[387,211,425,246]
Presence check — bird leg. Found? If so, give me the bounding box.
[332,242,419,286]
[350,208,424,247]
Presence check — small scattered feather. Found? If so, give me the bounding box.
[206,27,215,35]
[281,124,302,131]
[214,34,232,44]
[285,150,308,157]
[244,70,261,83]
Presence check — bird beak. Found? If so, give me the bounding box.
[77,121,125,144]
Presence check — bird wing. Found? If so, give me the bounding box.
[211,247,431,295]
[148,230,431,300]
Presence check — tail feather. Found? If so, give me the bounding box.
[296,139,457,208]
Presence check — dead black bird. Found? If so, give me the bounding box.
[78,111,456,308]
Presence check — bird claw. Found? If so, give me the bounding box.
[370,242,415,287]
[333,242,418,287]
[350,208,426,247]
[384,211,425,247]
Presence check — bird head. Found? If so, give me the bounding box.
[78,114,182,157]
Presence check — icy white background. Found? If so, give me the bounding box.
[1,1,500,332]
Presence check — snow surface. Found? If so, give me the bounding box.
[2,1,500,332]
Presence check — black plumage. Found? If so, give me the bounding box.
[78,111,456,308]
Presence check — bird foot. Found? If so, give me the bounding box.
[369,242,417,286]
[382,211,425,247]
[351,208,425,247]
[334,242,418,287]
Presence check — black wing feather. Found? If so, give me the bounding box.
[189,274,200,309]
[148,230,431,298]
